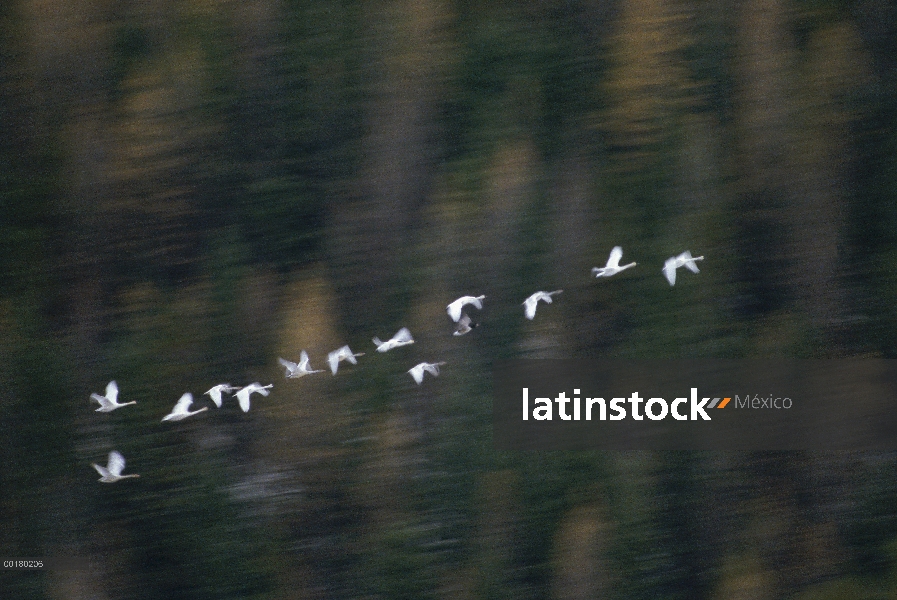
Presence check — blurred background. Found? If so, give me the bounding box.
[2,0,897,598]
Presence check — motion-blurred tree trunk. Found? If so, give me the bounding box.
[550,504,611,600]
[734,0,852,352]
[735,0,796,331]
[602,0,690,177]
[791,18,870,349]
[328,0,449,331]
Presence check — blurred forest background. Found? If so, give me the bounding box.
[2,0,897,598]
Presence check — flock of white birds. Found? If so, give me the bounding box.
[90,246,703,482]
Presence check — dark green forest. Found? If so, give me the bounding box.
[2,0,897,598]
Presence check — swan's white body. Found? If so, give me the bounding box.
[522,290,563,320]
[233,383,273,413]
[408,362,446,384]
[91,381,135,412]
[279,351,324,378]
[328,345,365,374]
[162,393,208,422]
[373,327,415,352]
[92,451,139,482]
[663,251,704,286]
[592,246,637,278]
[447,295,485,322]
[453,313,477,336]
[204,384,237,408]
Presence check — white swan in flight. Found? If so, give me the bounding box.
[91,381,135,412]
[161,393,208,422]
[204,384,237,408]
[408,362,446,384]
[92,451,139,483]
[233,383,273,413]
[373,327,415,352]
[592,246,636,278]
[522,290,563,320]
[279,351,325,378]
[447,295,485,322]
[663,251,704,286]
[328,345,365,375]
[453,313,478,336]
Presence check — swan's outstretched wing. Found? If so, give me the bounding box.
[454,313,476,335]
[448,296,484,322]
[172,393,194,413]
[447,300,463,322]
[344,347,360,365]
[279,357,298,375]
[205,388,220,408]
[107,451,126,477]
[663,257,678,286]
[523,296,538,320]
[206,387,223,408]
[298,350,311,369]
[679,252,703,274]
[250,383,272,397]
[235,390,250,412]
[524,291,561,319]
[410,362,445,383]
[409,364,425,384]
[423,363,443,377]
[91,393,111,409]
[606,246,623,269]
[206,384,234,407]
[393,327,413,343]
[105,381,119,404]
